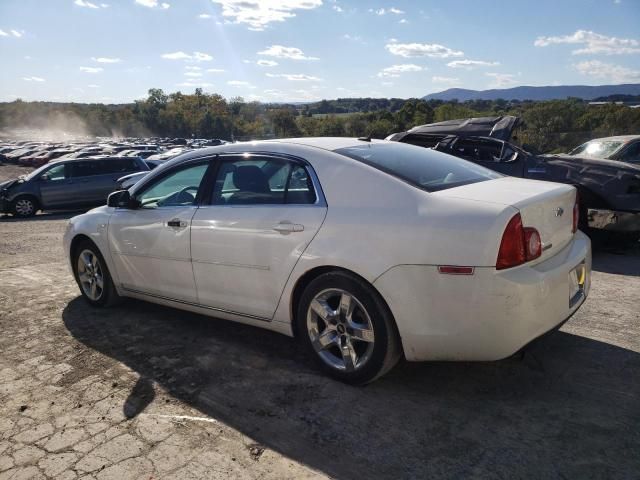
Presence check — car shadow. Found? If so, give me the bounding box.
[62,297,640,479]
[0,210,85,222]
[592,238,640,277]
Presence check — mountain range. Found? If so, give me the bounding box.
[423,84,640,102]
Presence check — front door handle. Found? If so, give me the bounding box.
[273,222,304,233]
[167,218,188,228]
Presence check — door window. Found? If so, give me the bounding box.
[136,163,209,208]
[99,158,141,174]
[211,156,316,205]
[69,161,105,178]
[453,138,503,162]
[619,142,640,163]
[41,164,67,181]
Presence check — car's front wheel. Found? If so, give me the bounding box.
[73,240,122,307]
[12,196,38,217]
[297,271,401,385]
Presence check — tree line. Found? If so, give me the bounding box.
[1,88,639,153]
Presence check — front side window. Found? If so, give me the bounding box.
[619,142,640,163]
[136,163,208,208]
[211,156,316,205]
[41,164,67,181]
[336,142,502,192]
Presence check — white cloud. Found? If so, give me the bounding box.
[185,66,202,71]
[485,72,518,88]
[87,84,100,88]
[135,0,170,8]
[91,57,121,63]
[23,76,45,82]
[447,59,500,69]
[399,18,408,24]
[185,72,203,77]
[177,81,213,88]
[10,30,23,38]
[211,0,323,31]
[258,45,318,60]
[534,30,640,55]
[80,66,103,73]
[257,59,278,67]
[574,60,640,83]
[377,63,424,78]
[0,30,7,37]
[161,51,213,62]
[207,68,226,73]
[1,29,25,37]
[386,42,463,58]
[266,73,323,81]
[343,33,364,43]
[332,4,343,12]
[369,7,404,15]
[227,80,256,88]
[432,76,460,85]
[74,0,100,8]
[199,13,212,18]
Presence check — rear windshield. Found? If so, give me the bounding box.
[335,142,502,192]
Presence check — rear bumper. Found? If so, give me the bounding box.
[588,208,640,232]
[374,231,591,362]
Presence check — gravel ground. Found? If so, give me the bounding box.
[0,163,639,479]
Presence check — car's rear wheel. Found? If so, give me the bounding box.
[297,271,401,385]
[12,196,38,217]
[73,240,122,307]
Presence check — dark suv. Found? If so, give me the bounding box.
[0,156,148,217]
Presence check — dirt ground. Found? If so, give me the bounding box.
[0,163,639,480]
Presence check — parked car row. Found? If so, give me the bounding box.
[387,116,640,235]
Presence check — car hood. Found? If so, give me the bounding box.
[542,153,640,174]
[392,115,521,142]
[0,178,21,191]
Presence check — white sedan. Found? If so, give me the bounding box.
[63,138,591,384]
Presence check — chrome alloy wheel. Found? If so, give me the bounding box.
[306,288,375,372]
[14,198,35,216]
[77,249,104,301]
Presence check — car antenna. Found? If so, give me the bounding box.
[357,132,372,142]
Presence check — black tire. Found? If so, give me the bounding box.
[296,271,401,385]
[72,240,123,307]
[12,196,38,218]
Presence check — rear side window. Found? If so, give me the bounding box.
[211,156,316,205]
[99,158,141,174]
[452,138,503,162]
[69,161,102,177]
[336,142,502,192]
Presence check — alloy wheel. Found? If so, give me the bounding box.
[14,199,35,216]
[77,249,104,301]
[306,288,375,372]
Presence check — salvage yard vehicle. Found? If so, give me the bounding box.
[388,116,640,234]
[565,135,640,164]
[63,138,591,384]
[0,156,148,217]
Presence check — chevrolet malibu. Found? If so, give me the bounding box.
[63,138,591,384]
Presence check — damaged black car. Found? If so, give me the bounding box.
[387,116,640,236]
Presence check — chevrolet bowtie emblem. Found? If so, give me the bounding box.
[554,207,564,217]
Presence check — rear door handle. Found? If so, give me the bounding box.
[273,222,304,233]
[167,218,188,228]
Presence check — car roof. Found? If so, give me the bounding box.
[266,137,384,151]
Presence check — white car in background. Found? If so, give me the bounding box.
[64,138,591,384]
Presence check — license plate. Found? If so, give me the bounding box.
[569,261,586,307]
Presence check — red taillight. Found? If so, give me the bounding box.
[496,213,541,270]
[572,192,580,233]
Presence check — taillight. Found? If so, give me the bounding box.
[496,213,541,270]
[572,191,579,233]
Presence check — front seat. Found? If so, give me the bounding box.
[227,165,275,204]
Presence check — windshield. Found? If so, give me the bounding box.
[569,140,624,159]
[335,142,502,192]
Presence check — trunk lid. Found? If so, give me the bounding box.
[435,177,576,263]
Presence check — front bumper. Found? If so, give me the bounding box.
[588,208,640,232]
[0,197,11,214]
[374,231,591,362]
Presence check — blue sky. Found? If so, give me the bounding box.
[1,0,639,103]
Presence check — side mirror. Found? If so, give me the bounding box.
[107,190,139,209]
[503,152,519,163]
[40,174,50,182]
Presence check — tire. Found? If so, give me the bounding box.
[296,271,401,385]
[12,196,38,218]
[72,240,122,307]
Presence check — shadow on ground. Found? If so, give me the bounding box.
[0,210,83,222]
[592,236,640,277]
[63,297,640,479]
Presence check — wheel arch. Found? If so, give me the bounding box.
[289,265,402,348]
[12,193,40,212]
[69,234,98,274]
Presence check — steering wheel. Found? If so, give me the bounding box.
[157,186,199,206]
